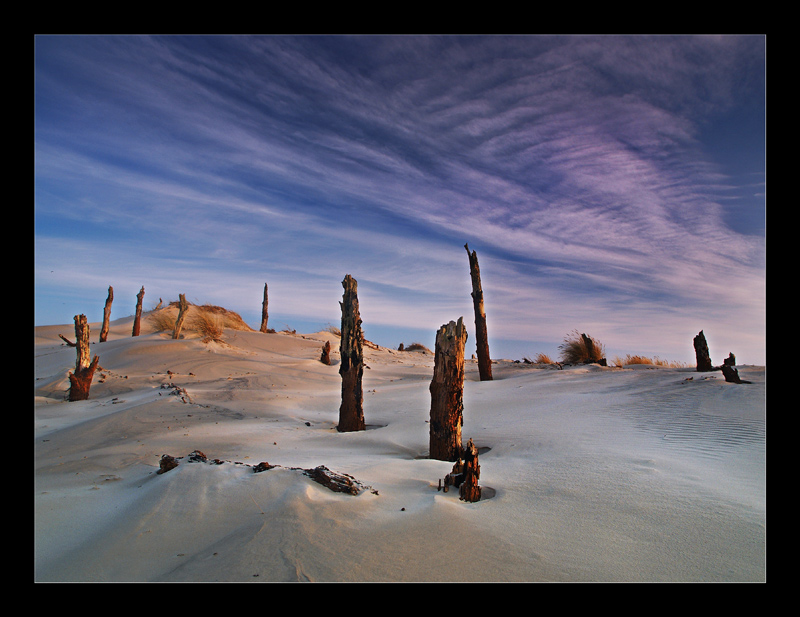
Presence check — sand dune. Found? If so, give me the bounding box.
[34,316,766,582]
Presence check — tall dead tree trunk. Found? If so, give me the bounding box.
[68,314,100,401]
[260,282,269,333]
[172,293,189,339]
[338,275,365,432]
[464,243,492,381]
[99,285,113,342]
[429,317,468,461]
[132,286,145,337]
[693,330,713,372]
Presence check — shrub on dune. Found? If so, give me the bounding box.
[558,330,606,364]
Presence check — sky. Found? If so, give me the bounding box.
[34,35,766,365]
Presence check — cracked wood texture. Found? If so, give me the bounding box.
[429,317,467,461]
[465,243,492,381]
[68,314,100,401]
[338,274,365,432]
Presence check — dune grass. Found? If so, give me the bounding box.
[558,330,606,364]
[611,354,689,368]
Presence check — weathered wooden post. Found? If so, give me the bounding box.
[464,243,492,381]
[429,317,468,461]
[68,314,100,401]
[172,294,189,339]
[132,286,145,337]
[338,275,365,432]
[260,282,269,333]
[693,330,713,372]
[99,285,113,343]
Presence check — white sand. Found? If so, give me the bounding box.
[34,317,766,582]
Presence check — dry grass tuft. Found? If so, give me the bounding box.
[324,324,342,337]
[558,330,606,364]
[147,309,176,332]
[612,354,689,368]
[189,309,224,343]
[404,342,433,354]
[146,300,255,337]
[532,352,555,364]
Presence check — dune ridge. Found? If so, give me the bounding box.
[34,314,766,582]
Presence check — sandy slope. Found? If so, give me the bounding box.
[34,317,766,582]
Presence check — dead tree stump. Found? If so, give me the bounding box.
[440,438,482,502]
[67,314,100,401]
[721,364,751,384]
[693,330,713,372]
[172,293,189,339]
[429,317,468,461]
[723,352,736,366]
[465,243,492,381]
[99,285,113,343]
[320,340,331,365]
[338,275,365,432]
[132,286,145,337]
[459,438,482,502]
[260,282,269,333]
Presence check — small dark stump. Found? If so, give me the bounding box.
[721,364,751,384]
[320,340,331,365]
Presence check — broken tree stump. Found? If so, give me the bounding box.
[721,364,751,384]
[338,274,365,432]
[320,340,331,365]
[429,317,468,461]
[693,330,713,372]
[439,438,482,502]
[459,438,481,502]
[67,314,100,401]
[172,293,189,339]
[99,285,113,343]
[465,243,492,381]
[132,286,145,337]
[260,282,269,333]
[724,352,736,366]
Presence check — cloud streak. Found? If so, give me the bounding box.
[35,35,766,363]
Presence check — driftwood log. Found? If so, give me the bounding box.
[465,243,492,381]
[99,285,113,343]
[260,282,269,333]
[693,330,713,372]
[67,314,100,401]
[172,294,189,339]
[157,450,372,495]
[429,317,468,461]
[338,274,365,432]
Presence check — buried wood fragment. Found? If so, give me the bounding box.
[303,465,362,495]
[155,450,371,495]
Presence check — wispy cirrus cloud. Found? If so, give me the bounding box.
[35,35,766,363]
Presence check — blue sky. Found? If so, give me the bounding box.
[34,35,766,364]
